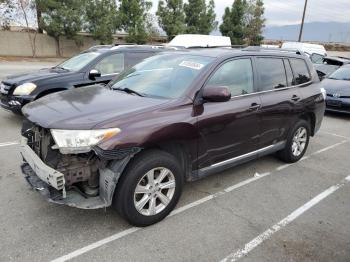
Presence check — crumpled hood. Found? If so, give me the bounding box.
[3,68,74,85]
[22,85,169,129]
[322,78,350,96]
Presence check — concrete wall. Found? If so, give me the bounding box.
[0,31,103,58]
[0,31,167,58]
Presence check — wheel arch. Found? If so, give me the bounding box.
[300,112,316,136]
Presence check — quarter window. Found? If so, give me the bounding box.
[290,58,311,85]
[206,59,254,96]
[95,53,124,75]
[257,58,287,91]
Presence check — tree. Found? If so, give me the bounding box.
[184,0,217,34]
[37,0,84,56]
[119,0,152,44]
[156,0,185,40]
[19,0,38,57]
[85,0,120,44]
[245,0,265,45]
[0,0,15,30]
[219,0,247,45]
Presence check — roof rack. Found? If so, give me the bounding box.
[242,46,306,55]
[86,45,113,50]
[184,45,246,49]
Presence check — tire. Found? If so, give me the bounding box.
[277,119,311,163]
[113,149,184,227]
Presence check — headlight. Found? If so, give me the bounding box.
[13,83,37,95]
[320,87,327,100]
[51,128,121,154]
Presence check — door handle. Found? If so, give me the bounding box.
[291,95,301,102]
[248,103,261,111]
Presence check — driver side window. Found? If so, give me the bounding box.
[95,53,124,75]
[206,58,254,96]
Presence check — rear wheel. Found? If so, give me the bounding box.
[113,150,183,227]
[277,119,310,163]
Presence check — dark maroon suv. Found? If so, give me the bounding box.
[20,48,325,226]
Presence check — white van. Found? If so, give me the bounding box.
[281,42,327,56]
[168,34,231,48]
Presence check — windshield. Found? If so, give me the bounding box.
[328,67,350,81]
[57,52,100,71]
[109,54,214,99]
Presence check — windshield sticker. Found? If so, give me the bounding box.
[179,61,204,70]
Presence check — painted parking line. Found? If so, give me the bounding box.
[220,175,350,262]
[319,131,350,140]
[0,141,19,147]
[50,140,348,262]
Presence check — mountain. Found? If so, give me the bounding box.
[263,22,350,43]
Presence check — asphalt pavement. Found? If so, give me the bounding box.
[0,61,349,262]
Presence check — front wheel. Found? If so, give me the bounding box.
[277,119,311,163]
[113,150,183,227]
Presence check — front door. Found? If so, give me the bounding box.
[196,58,262,169]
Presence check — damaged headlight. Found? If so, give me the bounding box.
[51,128,121,154]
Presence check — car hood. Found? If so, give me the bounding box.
[22,85,170,129]
[322,78,350,96]
[3,68,75,85]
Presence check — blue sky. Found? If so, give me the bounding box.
[151,0,350,26]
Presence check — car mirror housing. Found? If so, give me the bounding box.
[89,69,101,79]
[202,86,231,102]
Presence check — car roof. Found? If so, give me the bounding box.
[85,44,172,53]
[324,56,350,64]
[159,47,308,59]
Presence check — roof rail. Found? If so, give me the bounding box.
[184,45,246,49]
[243,46,306,55]
[87,45,113,50]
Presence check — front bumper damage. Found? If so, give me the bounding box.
[20,136,139,209]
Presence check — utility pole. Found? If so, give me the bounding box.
[298,0,308,42]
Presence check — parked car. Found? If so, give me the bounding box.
[281,42,327,56]
[310,53,350,79]
[322,64,350,114]
[0,45,167,114]
[20,48,325,226]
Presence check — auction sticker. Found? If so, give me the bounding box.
[179,61,204,70]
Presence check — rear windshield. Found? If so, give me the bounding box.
[328,67,350,81]
[109,54,214,99]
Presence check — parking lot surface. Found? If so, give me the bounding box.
[0,62,349,262]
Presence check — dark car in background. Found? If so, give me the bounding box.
[0,45,167,114]
[310,53,350,79]
[20,48,325,226]
[322,64,350,114]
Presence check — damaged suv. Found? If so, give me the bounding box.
[21,49,325,226]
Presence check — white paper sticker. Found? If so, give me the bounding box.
[179,61,204,70]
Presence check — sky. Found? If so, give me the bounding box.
[151,0,350,26]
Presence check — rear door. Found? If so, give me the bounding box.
[196,57,262,169]
[256,57,305,148]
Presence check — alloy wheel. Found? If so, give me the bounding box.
[133,167,176,216]
[291,127,307,157]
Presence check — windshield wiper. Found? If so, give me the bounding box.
[53,66,70,71]
[114,87,145,97]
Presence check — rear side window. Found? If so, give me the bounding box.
[206,58,254,96]
[290,58,311,85]
[257,58,287,91]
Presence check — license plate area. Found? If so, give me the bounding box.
[327,100,342,107]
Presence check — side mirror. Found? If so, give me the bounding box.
[89,69,101,79]
[202,86,231,102]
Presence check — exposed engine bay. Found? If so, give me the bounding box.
[21,121,105,197]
